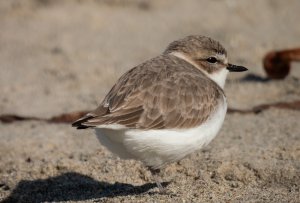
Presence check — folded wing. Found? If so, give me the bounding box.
[72,56,223,130]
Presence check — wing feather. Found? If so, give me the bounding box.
[72,55,224,130]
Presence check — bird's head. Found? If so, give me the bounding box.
[164,35,247,88]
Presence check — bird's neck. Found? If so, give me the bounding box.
[170,52,228,89]
[207,68,228,89]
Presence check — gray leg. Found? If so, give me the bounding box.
[149,168,166,193]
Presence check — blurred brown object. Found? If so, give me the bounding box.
[263,48,300,79]
[49,111,89,123]
[0,111,89,124]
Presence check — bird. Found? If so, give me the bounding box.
[72,35,247,192]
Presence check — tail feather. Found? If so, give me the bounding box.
[72,115,95,129]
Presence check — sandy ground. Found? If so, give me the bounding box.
[0,0,300,202]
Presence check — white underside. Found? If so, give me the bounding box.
[95,97,227,169]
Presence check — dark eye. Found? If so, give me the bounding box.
[206,57,218,63]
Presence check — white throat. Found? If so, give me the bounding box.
[208,68,228,88]
[170,52,228,89]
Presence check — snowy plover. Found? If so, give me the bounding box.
[72,35,247,191]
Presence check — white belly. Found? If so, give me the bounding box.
[95,99,227,169]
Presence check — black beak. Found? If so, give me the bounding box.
[227,64,248,72]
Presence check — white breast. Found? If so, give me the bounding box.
[95,97,227,169]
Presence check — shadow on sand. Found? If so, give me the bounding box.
[239,73,270,83]
[2,172,169,203]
